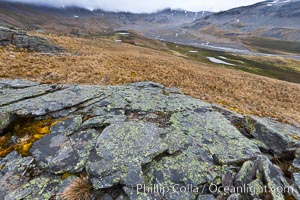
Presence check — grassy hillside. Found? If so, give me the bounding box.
[244,37,300,54]
[1,32,300,126]
[167,42,300,84]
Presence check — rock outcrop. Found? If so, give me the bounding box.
[0,79,300,200]
[0,26,63,53]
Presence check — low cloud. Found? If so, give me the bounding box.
[5,0,263,13]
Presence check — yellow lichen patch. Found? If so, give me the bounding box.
[289,134,300,140]
[61,172,72,180]
[82,114,93,122]
[0,118,61,157]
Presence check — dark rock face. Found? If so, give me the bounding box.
[0,26,63,53]
[0,79,300,200]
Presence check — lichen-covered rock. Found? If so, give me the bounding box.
[87,121,169,189]
[165,111,260,164]
[247,179,264,199]
[123,186,163,200]
[30,129,99,174]
[0,84,64,107]
[0,112,13,136]
[234,161,256,187]
[293,173,300,191]
[246,116,300,156]
[50,115,82,136]
[293,148,300,170]
[198,194,217,200]
[81,111,126,129]
[56,175,77,197]
[0,79,39,89]
[0,151,34,197]
[4,174,61,200]
[2,85,105,116]
[1,79,300,199]
[227,193,242,200]
[0,26,63,53]
[214,105,254,139]
[259,158,290,200]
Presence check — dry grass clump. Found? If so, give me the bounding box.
[60,177,92,200]
[1,34,300,125]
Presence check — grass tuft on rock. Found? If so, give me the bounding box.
[60,177,92,200]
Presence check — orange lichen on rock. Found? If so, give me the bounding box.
[0,118,61,157]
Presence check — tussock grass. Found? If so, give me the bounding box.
[60,177,92,200]
[1,34,300,125]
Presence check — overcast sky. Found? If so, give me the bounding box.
[5,0,264,13]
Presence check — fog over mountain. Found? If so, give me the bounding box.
[4,0,263,13]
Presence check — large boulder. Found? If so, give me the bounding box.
[0,26,63,53]
[0,79,299,199]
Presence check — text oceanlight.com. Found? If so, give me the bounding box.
[133,183,295,195]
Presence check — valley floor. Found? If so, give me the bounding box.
[0,33,300,126]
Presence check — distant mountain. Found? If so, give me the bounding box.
[185,0,300,41]
[0,2,119,34]
[0,2,211,35]
[2,1,299,55]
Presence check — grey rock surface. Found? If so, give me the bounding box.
[0,112,13,136]
[0,79,299,200]
[0,26,63,53]
[0,79,39,89]
[87,121,169,189]
[234,161,256,187]
[246,116,300,156]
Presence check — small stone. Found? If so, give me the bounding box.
[260,158,289,200]
[234,161,256,187]
[115,194,127,200]
[292,148,300,170]
[293,173,300,191]
[102,193,113,200]
[227,193,242,200]
[198,194,216,200]
[248,179,264,199]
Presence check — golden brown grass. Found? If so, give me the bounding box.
[60,177,92,200]
[0,34,300,125]
[242,55,300,73]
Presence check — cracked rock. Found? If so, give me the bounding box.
[1,79,300,199]
[87,121,168,189]
[246,116,300,157]
[30,129,99,174]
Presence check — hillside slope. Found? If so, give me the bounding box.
[1,32,300,125]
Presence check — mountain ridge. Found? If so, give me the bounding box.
[184,0,300,41]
